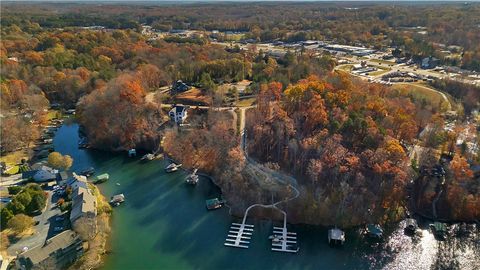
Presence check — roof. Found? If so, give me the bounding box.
[57,171,69,182]
[70,186,97,222]
[406,218,417,226]
[434,222,447,232]
[169,105,187,115]
[206,198,220,207]
[33,170,57,182]
[22,170,38,179]
[366,224,383,235]
[17,230,81,267]
[328,228,345,240]
[96,173,109,181]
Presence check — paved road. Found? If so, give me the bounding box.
[0,174,25,187]
[7,191,65,256]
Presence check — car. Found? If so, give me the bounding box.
[53,226,64,232]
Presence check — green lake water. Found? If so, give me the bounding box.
[54,123,480,270]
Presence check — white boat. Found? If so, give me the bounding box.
[165,163,182,173]
[141,153,155,161]
[110,194,125,206]
[186,168,199,185]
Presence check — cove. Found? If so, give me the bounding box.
[53,122,479,270]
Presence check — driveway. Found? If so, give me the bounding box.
[7,191,65,256]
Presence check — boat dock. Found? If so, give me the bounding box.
[224,223,254,249]
[271,226,298,253]
[223,193,299,253]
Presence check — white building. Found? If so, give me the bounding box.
[169,105,188,124]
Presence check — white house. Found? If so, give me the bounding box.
[169,105,188,124]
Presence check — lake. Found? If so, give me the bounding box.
[53,122,479,270]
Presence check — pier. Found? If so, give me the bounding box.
[224,223,254,248]
[224,183,300,253]
[271,226,298,253]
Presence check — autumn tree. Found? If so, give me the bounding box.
[48,152,73,170]
[7,214,34,234]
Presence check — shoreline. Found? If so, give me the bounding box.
[164,155,480,227]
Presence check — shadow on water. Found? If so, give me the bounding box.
[53,123,480,270]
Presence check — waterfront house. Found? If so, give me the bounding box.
[22,166,58,182]
[69,173,97,240]
[16,230,83,270]
[169,105,188,124]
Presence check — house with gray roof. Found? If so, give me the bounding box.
[16,230,83,270]
[69,173,97,240]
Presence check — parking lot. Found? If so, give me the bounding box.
[7,189,68,256]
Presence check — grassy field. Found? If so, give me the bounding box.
[391,83,450,111]
[337,64,353,72]
[0,150,29,168]
[236,97,256,107]
[369,65,391,76]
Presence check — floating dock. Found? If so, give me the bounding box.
[224,223,254,249]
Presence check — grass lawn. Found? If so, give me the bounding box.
[337,64,353,72]
[370,58,396,65]
[225,33,245,41]
[369,65,391,76]
[236,97,256,107]
[4,165,20,175]
[0,150,29,166]
[391,83,449,111]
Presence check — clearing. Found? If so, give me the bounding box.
[391,83,452,111]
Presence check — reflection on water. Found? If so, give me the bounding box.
[383,222,439,270]
[383,220,480,270]
[54,123,480,270]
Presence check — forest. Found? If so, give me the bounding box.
[1,16,335,152]
[162,73,479,226]
[2,2,480,70]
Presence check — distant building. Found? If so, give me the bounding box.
[16,230,83,270]
[421,57,440,69]
[352,64,363,70]
[171,80,191,95]
[169,105,188,124]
